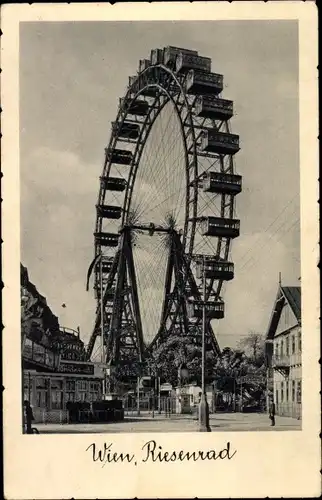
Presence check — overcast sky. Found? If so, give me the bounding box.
[20,20,300,350]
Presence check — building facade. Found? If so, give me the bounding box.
[23,367,103,411]
[265,283,301,419]
[21,264,104,420]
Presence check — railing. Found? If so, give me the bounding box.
[70,409,124,423]
[32,408,69,424]
[31,408,125,425]
[59,326,79,338]
[272,355,291,367]
[290,352,302,366]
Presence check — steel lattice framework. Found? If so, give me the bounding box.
[86,46,242,368]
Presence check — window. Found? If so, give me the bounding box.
[36,377,47,389]
[286,382,289,402]
[45,351,54,368]
[90,382,99,391]
[79,392,86,402]
[36,390,48,408]
[65,392,75,403]
[298,332,302,352]
[280,340,284,357]
[292,335,296,354]
[286,336,290,356]
[66,380,75,391]
[24,388,30,401]
[281,381,284,402]
[77,380,88,391]
[292,380,296,402]
[36,391,42,407]
[275,343,279,357]
[275,390,279,404]
[297,381,301,403]
[51,390,63,409]
[51,379,63,390]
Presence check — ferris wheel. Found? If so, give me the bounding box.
[86,46,242,366]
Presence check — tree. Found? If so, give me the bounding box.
[237,332,265,366]
[151,334,216,387]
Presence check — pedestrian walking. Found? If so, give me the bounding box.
[24,400,35,434]
[269,397,276,427]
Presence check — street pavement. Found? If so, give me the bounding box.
[35,412,301,434]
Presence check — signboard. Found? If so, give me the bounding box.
[236,375,266,385]
[58,361,95,375]
[160,383,172,392]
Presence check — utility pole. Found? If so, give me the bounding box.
[158,376,161,414]
[199,255,211,432]
[100,254,106,399]
[137,376,140,416]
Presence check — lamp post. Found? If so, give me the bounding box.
[199,255,211,432]
[137,375,141,416]
[99,254,107,399]
[106,359,116,398]
[158,376,161,414]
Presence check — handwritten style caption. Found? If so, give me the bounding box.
[86,440,237,467]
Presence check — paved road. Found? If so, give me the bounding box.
[35,412,301,434]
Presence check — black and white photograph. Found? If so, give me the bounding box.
[2,3,319,499]
[19,20,303,434]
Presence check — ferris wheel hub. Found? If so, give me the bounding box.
[121,222,173,235]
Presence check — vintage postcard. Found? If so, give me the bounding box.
[2,2,320,499]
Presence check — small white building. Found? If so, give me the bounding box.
[265,281,301,419]
[175,384,215,414]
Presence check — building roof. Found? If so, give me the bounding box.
[21,263,60,336]
[281,286,301,322]
[266,285,301,340]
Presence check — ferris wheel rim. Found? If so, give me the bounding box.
[88,48,241,362]
[95,62,235,313]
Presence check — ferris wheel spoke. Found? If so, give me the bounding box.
[134,147,186,222]
[138,131,186,219]
[143,103,183,183]
[133,235,169,343]
[137,98,177,194]
[135,117,184,215]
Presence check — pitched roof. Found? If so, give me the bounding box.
[266,285,301,340]
[281,286,301,322]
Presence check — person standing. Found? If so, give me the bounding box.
[269,396,276,427]
[24,400,35,434]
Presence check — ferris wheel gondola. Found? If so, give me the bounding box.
[86,46,242,366]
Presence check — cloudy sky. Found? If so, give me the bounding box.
[20,20,300,350]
